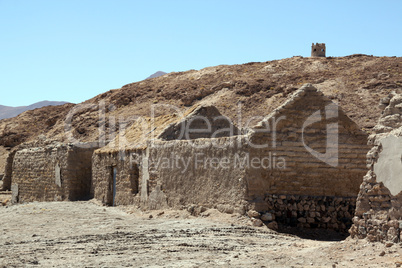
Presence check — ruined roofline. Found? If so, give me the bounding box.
[156,104,217,140]
[94,146,146,155]
[252,83,366,135]
[17,141,100,151]
[94,114,178,154]
[93,133,252,155]
[157,104,241,140]
[94,104,243,154]
[253,83,323,129]
[95,106,217,154]
[18,142,99,152]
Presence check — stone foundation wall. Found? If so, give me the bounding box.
[262,194,356,232]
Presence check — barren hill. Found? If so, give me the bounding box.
[0,55,401,168]
[0,101,69,120]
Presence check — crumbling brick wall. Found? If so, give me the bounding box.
[350,93,402,242]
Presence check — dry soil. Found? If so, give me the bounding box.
[0,201,401,267]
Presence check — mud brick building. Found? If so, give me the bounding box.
[92,84,369,232]
[11,142,98,203]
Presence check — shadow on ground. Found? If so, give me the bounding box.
[277,225,349,241]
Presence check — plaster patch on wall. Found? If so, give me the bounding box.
[374,135,402,196]
[55,163,61,187]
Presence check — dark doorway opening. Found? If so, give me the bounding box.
[107,166,117,206]
[130,164,139,194]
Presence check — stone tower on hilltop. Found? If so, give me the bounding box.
[311,43,326,57]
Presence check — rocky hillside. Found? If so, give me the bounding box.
[0,101,69,120]
[0,55,401,153]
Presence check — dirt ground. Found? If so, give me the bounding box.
[0,201,401,267]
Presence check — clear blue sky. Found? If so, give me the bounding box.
[1,0,401,107]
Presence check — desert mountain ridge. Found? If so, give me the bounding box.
[0,101,70,120]
[0,54,401,154]
[145,71,167,80]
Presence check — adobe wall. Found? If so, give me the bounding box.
[147,136,249,213]
[91,104,244,210]
[247,86,369,200]
[350,94,402,242]
[91,149,143,206]
[11,144,96,203]
[245,85,369,231]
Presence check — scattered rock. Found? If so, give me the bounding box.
[251,218,263,227]
[260,213,273,222]
[267,221,278,231]
[385,242,394,248]
[247,210,260,219]
[1,199,9,206]
[379,251,386,256]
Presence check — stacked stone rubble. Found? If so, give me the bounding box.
[263,194,355,232]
